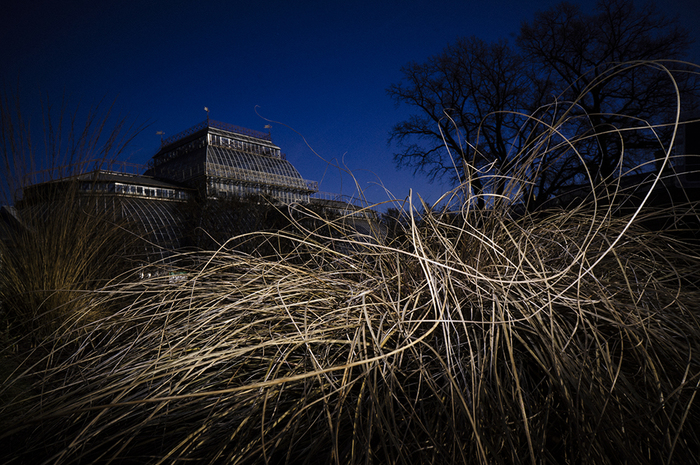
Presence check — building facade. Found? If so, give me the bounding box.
[4,119,385,263]
[146,120,318,203]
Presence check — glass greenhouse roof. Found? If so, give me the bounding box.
[206,146,310,191]
[120,197,184,257]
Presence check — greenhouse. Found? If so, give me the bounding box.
[4,120,326,260]
[147,119,318,203]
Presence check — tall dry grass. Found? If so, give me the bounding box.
[1,187,699,464]
[2,64,700,464]
[0,94,147,344]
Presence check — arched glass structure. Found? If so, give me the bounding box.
[118,197,185,260]
[9,120,374,267]
[207,146,307,190]
[13,189,187,265]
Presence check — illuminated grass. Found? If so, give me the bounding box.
[2,64,700,464]
[2,191,699,464]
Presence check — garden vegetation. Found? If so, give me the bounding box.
[2,63,700,464]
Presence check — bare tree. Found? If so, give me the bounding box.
[388,0,699,210]
[387,37,538,209]
[518,0,699,184]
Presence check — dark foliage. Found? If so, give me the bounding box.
[388,0,700,210]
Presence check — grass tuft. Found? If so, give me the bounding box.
[2,191,700,464]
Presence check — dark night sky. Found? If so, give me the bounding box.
[3,0,700,207]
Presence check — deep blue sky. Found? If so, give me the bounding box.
[3,0,699,207]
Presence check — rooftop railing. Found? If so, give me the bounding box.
[306,180,319,192]
[23,159,147,186]
[161,119,272,147]
[310,192,371,209]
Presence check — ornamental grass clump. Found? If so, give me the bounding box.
[2,71,700,463]
[0,184,146,346]
[0,95,146,346]
[2,184,699,464]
